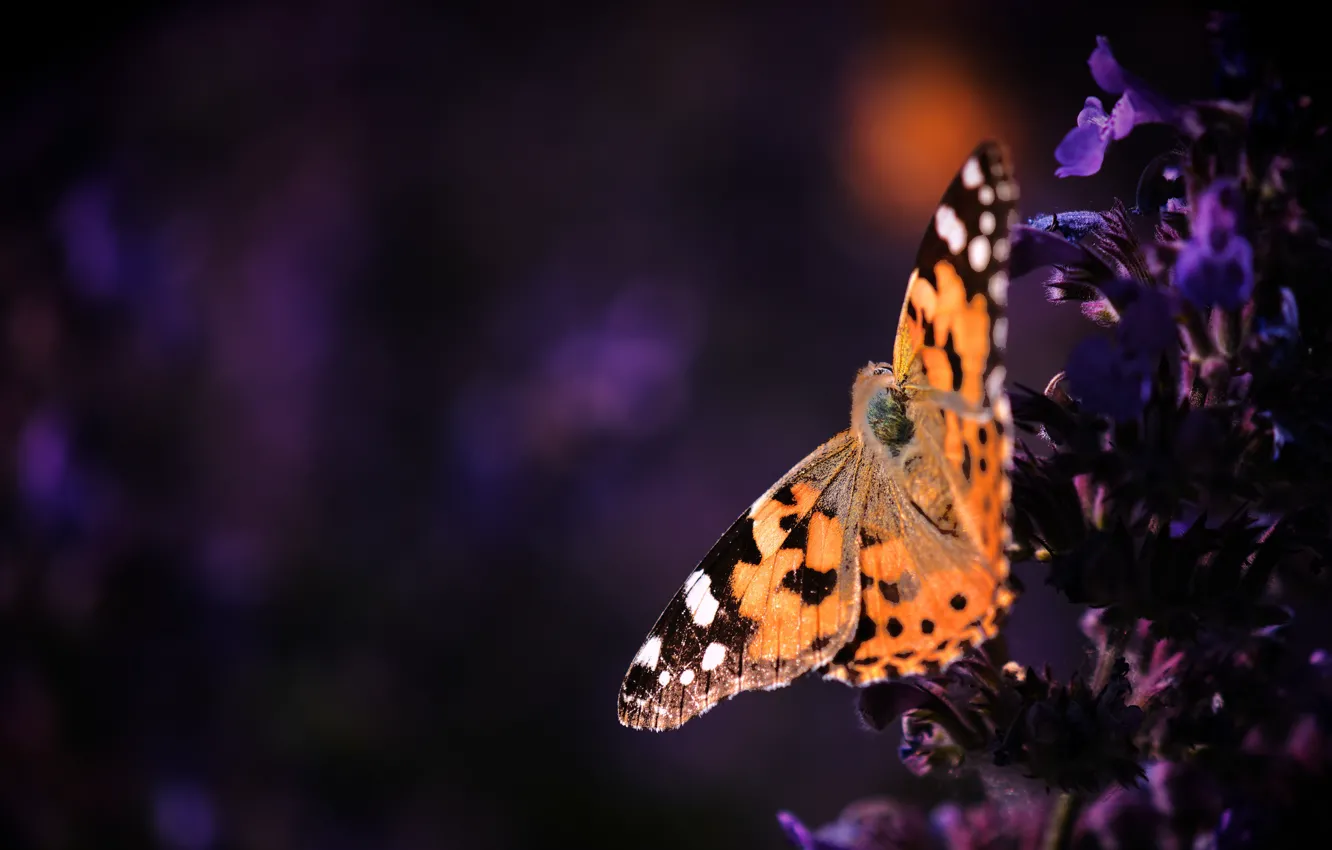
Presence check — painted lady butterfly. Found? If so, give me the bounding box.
[619,141,1019,730]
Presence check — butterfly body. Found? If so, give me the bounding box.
[619,142,1019,731]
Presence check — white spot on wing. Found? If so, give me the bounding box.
[989,271,1009,306]
[701,642,727,671]
[996,180,1018,202]
[968,236,991,272]
[987,366,1007,409]
[993,238,1010,263]
[685,572,720,627]
[979,211,995,235]
[961,157,984,189]
[658,670,671,686]
[679,668,695,685]
[993,316,1009,349]
[634,636,663,669]
[979,185,995,205]
[935,205,967,254]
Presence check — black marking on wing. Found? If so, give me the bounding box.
[910,499,960,538]
[772,484,798,506]
[831,613,878,665]
[780,518,809,551]
[945,345,964,392]
[780,565,838,605]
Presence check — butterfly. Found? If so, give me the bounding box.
[618,141,1020,731]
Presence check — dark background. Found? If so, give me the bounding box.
[0,4,1213,849]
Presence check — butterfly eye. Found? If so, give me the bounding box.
[872,365,890,376]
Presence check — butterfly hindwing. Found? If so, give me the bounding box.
[618,432,864,730]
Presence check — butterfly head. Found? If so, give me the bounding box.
[852,362,913,454]
[857,360,895,382]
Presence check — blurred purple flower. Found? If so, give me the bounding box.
[17,411,71,510]
[55,182,120,298]
[1065,337,1151,421]
[932,803,1046,850]
[1253,287,1300,348]
[1056,37,1177,177]
[778,801,932,850]
[152,781,217,850]
[452,281,701,492]
[778,811,820,850]
[1061,279,1176,421]
[1117,287,1177,366]
[1174,179,1254,309]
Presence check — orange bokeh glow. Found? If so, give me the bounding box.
[842,43,1020,231]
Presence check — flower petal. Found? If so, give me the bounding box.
[1009,224,1097,276]
[1055,122,1110,178]
[1108,95,1141,141]
[1089,35,1128,94]
[1090,36,1177,129]
[777,812,819,850]
[856,681,935,731]
[1119,90,1171,133]
[1194,177,1242,244]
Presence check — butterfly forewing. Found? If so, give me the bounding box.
[895,141,1016,568]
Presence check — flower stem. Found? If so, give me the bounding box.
[1041,791,1083,850]
[1093,626,1132,692]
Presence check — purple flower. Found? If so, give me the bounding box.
[1174,179,1254,309]
[1056,37,1177,177]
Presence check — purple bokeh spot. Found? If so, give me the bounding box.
[152,782,217,850]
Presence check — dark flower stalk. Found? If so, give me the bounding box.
[779,16,1332,850]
